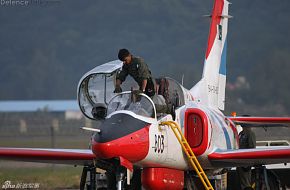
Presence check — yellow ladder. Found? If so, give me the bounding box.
[160,121,214,190]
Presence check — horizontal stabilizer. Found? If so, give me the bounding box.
[202,15,233,19]
[221,15,233,18]
[202,14,212,18]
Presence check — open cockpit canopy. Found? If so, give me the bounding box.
[77,60,191,120]
[77,60,140,120]
[77,60,122,120]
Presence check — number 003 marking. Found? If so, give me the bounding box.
[154,134,164,153]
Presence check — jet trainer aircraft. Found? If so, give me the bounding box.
[1,0,290,189]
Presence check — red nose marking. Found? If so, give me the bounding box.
[92,126,150,162]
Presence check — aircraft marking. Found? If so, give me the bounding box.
[152,134,165,154]
[209,111,232,149]
[208,84,219,94]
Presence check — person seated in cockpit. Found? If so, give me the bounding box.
[114,49,155,97]
[155,77,170,104]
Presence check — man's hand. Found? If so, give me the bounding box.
[133,89,143,95]
[114,86,122,93]
[132,90,142,102]
[141,79,147,92]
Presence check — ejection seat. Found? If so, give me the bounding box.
[153,77,186,119]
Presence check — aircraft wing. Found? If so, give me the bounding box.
[0,147,96,166]
[227,117,290,127]
[208,146,290,168]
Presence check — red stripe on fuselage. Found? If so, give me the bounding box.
[92,126,150,162]
[227,119,239,145]
[0,149,95,160]
[205,0,224,59]
[209,149,290,160]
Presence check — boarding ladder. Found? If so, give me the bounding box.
[160,121,214,190]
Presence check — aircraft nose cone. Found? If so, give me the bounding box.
[92,126,149,162]
[91,113,150,162]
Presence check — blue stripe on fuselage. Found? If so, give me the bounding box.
[210,111,231,149]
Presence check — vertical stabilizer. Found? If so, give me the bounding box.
[190,0,231,110]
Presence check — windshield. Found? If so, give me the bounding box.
[107,92,156,118]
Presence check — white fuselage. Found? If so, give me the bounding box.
[138,99,238,172]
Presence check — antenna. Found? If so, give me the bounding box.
[181,74,184,86]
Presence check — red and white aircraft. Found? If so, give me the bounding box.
[1,0,290,189]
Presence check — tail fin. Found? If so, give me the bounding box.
[190,0,231,110]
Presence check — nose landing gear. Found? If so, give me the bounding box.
[79,162,141,190]
[80,166,96,190]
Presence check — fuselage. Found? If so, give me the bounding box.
[91,90,239,172]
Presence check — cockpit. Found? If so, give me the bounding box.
[77,60,190,120]
[107,92,156,119]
